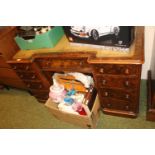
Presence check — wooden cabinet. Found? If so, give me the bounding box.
[93,64,142,118]
[8,59,51,102]
[0,27,26,89]
[7,27,144,119]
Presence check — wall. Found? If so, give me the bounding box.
[141,26,155,79]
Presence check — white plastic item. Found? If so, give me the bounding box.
[49,84,66,103]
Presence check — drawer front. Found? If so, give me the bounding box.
[100,98,136,112]
[10,63,32,71]
[96,75,139,90]
[35,58,89,70]
[98,88,137,102]
[0,55,10,68]
[45,95,100,128]
[93,64,139,75]
[24,81,45,90]
[16,72,39,80]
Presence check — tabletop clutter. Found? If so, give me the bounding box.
[16,26,54,40]
[48,72,96,116]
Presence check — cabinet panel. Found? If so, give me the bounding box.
[0,27,19,60]
[0,67,21,79]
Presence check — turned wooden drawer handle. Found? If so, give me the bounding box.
[19,74,24,78]
[46,62,50,66]
[125,105,129,110]
[27,84,31,88]
[31,75,36,79]
[13,66,17,69]
[125,68,129,74]
[25,66,30,70]
[125,81,129,86]
[79,61,83,66]
[125,94,129,99]
[107,103,111,107]
[39,84,42,88]
[99,68,104,73]
[102,80,106,85]
[104,92,109,97]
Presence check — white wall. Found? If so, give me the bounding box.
[141,26,155,79]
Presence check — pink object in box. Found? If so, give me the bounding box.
[49,85,66,103]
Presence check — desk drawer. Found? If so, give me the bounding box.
[45,95,100,128]
[16,72,40,80]
[93,64,139,75]
[101,98,136,112]
[98,88,137,102]
[10,63,32,71]
[36,58,89,70]
[95,75,139,90]
[24,81,46,90]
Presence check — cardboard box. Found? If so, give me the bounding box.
[15,26,64,50]
[63,26,135,48]
[45,95,100,128]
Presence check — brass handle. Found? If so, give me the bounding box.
[99,68,104,73]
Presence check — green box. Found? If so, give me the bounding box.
[15,26,64,50]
